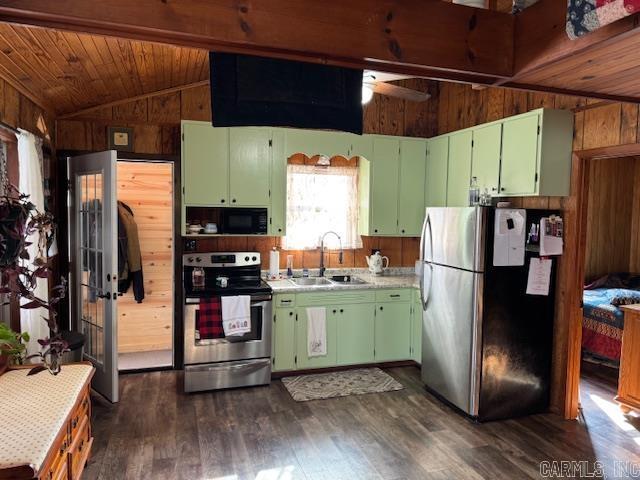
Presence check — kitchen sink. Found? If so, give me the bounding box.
[329,275,367,285]
[289,277,333,286]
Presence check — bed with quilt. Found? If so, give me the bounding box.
[582,273,640,366]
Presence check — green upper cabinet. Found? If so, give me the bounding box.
[348,133,373,160]
[228,128,271,206]
[374,302,411,362]
[369,136,400,235]
[182,121,229,206]
[471,123,502,195]
[446,130,473,207]
[336,304,375,366]
[500,114,540,196]
[284,128,349,159]
[295,306,337,369]
[269,129,287,236]
[398,138,427,236]
[425,135,449,207]
[500,109,573,197]
[273,307,296,372]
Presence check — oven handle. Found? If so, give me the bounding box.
[185,295,272,305]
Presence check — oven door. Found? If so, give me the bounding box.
[184,294,272,365]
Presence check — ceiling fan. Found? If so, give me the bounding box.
[362,70,431,104]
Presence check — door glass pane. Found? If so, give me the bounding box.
[77,172,105,367]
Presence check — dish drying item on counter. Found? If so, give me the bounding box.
[286,255,294,278]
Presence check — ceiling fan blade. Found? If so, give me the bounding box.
[370,81,430,102]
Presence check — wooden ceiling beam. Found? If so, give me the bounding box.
[512,0,640,79]
[59,80,209,120]
[0,0,515,82]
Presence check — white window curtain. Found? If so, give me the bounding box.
[282,163,362,250]
[17,129,49,356]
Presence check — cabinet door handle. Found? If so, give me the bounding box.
[491,187,498,192]
[289,311,293,316]
[500,187,505,192]
[401,229,405,234]
[339,309,344,313]
[332,309,337,314]
[232,198,237,203]
[221,199,225,203]
[379,306,384,311]
[390,294,400,298]
[278,228,282,232]
[374,229,378,233]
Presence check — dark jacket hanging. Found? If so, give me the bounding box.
[117,201,144,303]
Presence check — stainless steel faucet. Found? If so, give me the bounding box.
[319,231,343,277]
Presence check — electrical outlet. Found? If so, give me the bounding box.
[185,239,197,252]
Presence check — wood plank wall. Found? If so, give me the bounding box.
[437,81,640,414]
[584,157,640,281]
[0,78,56,331]
[116,161,173,353]
[56,79,439,270]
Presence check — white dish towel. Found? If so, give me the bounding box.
[306,307,327,357]
[221,295,252,336]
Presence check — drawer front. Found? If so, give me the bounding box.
[275,294,296,308]
[70,416,92,480]
[297,291,376,306]
[70,390,90,440]
[375,289,411,303]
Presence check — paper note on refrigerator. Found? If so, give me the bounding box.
[526,258,552,296]
[493,209,526,266]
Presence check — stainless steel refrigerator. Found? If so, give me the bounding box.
[419,206,556,421]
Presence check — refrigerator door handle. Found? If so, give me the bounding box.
[419,213,429,263]
[421,263,433,310]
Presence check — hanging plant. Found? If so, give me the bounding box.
[0,185,68,375]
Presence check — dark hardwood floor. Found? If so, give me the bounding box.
[84,366,640,480]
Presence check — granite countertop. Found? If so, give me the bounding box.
[266,268,420,293]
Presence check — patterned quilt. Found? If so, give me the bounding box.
[582,288,628,363]
[567,0,640,39]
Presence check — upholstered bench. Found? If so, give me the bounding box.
[0,363,95,480]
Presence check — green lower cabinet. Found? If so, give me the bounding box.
[295,306,337,369]
[411,296,423,364]
[374,302,411,362]
[336,304,375,366]
[272,308,296,372]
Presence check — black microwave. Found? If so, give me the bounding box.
[220,208,268,235]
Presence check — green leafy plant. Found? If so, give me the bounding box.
[0,185,68,375]
[0,323,29,364]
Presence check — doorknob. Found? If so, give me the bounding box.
[96,291,111,300]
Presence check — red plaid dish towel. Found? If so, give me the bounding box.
[197,297,224,340]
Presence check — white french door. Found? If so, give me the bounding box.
[68,151,119,402]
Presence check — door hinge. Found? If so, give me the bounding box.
[273,313,276,323]
[269,139,273,147]
[295,314,298,321]
[269,217,272,225]
[294,355,297,364]
[537,125,541,135]
[471,140,474,147]
[272,357,275,366]
[534,172,539,183]
[268,189,271,197]
[182,186,185,195]
[181,133,184,141]
[66,180,72,191]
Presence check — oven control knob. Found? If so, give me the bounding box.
[252,256,257,261]
[187,257,194,263]
[244,256,250,261]
[195,257,202,263]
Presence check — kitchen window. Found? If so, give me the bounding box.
[282,163,362,250]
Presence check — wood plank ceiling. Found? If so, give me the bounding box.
[0,23,209,115]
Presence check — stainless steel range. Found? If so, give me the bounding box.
[183,252,272,392]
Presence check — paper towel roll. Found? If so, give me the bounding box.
[269,248,280,279]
